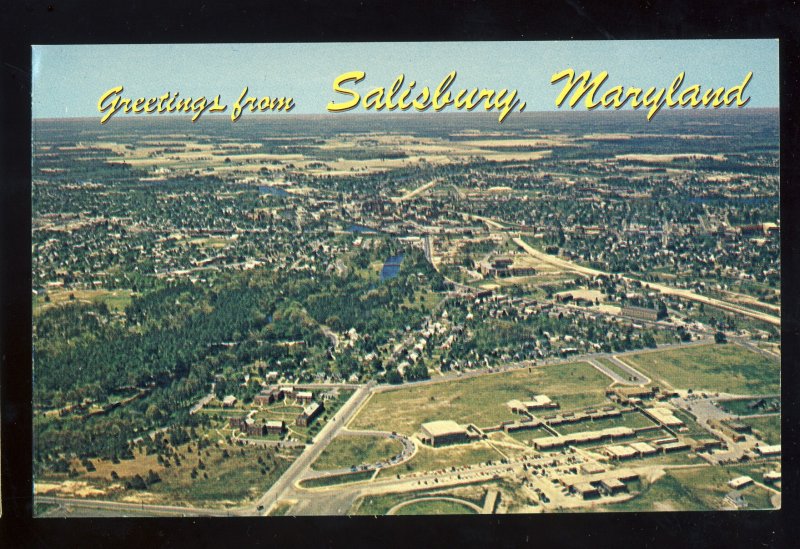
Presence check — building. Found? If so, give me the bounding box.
[728,476,754,490]
[295,401,324,427]
[604,445,638,460]
[763,471,781,484]
[253,392,275,406]
[755,444,781,457]
[580,462,606,475]
[600,478,627,495]
[629,441,658,457]
[222,395,237,408]
[245,418,264,437]
[420,420,469,447]
[646,407,684,428]
[573,482,600,500]
[507,395,557,413]
[228,416,247,430]
[620,305,659,322]
[479,257,536,278]
[532,426,635,451]
[296,390,314,404]
[265,420,285,435]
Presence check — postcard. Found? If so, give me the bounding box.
[30,41,780,517]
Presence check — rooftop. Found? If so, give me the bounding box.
[421,420,467,437]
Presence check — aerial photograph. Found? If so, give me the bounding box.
[31,42,780,516]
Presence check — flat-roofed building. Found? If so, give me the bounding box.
[296,390,314,403]
[605,444,638,460]
[580,462,606,475]
[728,476,754,490]
[600,478,627,495]
[755,444,781,457]
[763,471,781,484]
[646,407,684,427]
[621,305,659,322]
[420,420,469,447]
[532,426,635,450]
[573,482,600,500]
[222,395,237,408]
[629,441,658,456]
[661,441,690,453]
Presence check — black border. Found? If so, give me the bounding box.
[2,1,799,547]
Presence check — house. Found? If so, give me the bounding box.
[265,420,285,435]
[222,395,237,408]
[296,390,314,404]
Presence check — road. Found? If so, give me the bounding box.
[255,383,374,514]
[586,357,649,386]
[512,236,780,327]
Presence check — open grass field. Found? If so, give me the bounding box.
[310,435,403,471]
[745,415,781,445]
[621,343,780,394]
[394,499,478,515]
[552,411,657,435]
[718,397,780,416]
[33,288,134,315]
[298,469,375,489]
[381,441,502,476]
[349,361,611,435]
[352,484,487,515]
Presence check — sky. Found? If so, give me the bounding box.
[31,41,779,119]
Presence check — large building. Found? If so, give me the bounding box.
[420,420,469,447]
[620,305,659,322]
[295,401,324,427]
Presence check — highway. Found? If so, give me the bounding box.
[513,236,781,327]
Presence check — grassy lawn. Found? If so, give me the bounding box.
[596,358,647,384]
[350,361,611,435]
[603,472,710,512]
[718,397,780,416]
[352,484,488,515]
[621,343,780,394]
[298,469,374,489]
[383,441,503,476]
[33,288,134,315]
[552,411,657,435]
[394,499,478,515]
[311,435,403,471]
[669,408,715,439]
[745,415,781,445]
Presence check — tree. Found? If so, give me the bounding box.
[715,331,727,344]
[386,369,403,385]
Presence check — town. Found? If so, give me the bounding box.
[32,110,780,516]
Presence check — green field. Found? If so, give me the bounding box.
[350,361,611,435]
[621,344,780,394]
[746,415,781,445]
[311,435,403,471]
[605,465,776,512]
[552,411,656,435]
[298,469,375,489]
[352,485,488,515]
[596,358,647,385]
[718,397,780,416]
[394,499,478,515]
[381,441,503,476]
